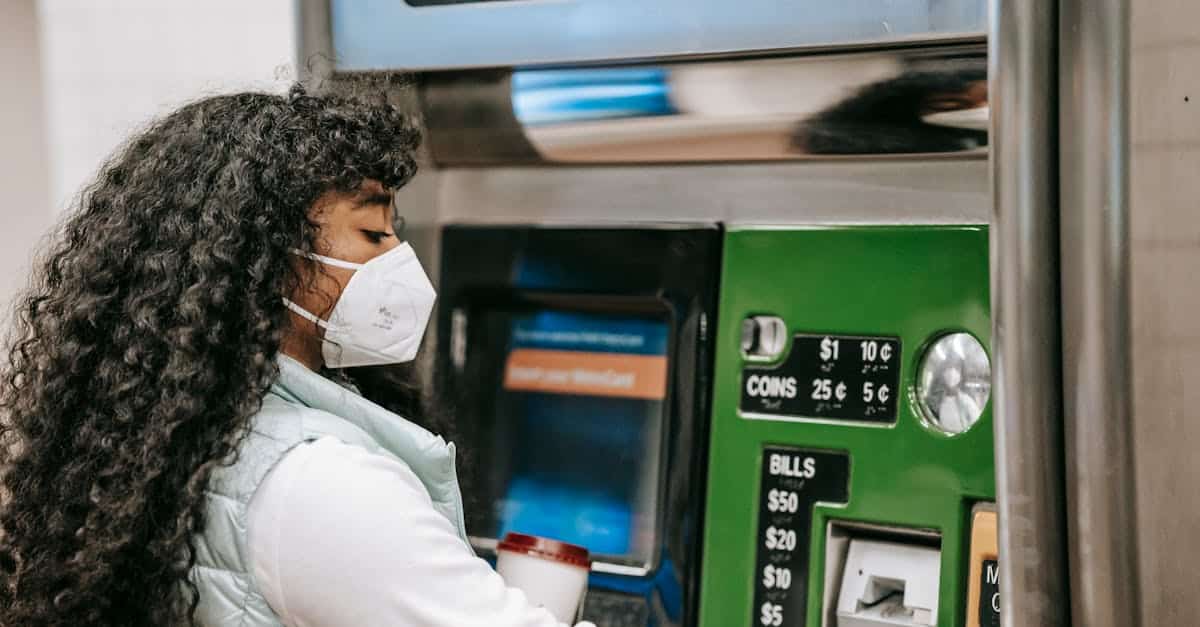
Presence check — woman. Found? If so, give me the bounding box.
[0,85,593,627]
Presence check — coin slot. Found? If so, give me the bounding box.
[741,315,787,360]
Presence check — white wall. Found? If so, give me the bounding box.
[0,0,295,332]
[0,0,296,333]
[37,0,297,212]
[0,0,53,324]
[0,1,297,331]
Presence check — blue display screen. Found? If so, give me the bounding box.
[493,310,669,560]
[512,68,675,126]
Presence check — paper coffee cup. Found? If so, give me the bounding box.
[496,532,591,623]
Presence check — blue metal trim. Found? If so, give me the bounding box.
[329,0,986,70]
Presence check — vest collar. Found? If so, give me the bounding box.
[270,354,462,520]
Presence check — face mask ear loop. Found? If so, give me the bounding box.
[288,248,365,271]
[282,298,331,330]
[282,298,349,365]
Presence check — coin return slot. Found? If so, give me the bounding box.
[823,522,941,627]
[741,315,787,360]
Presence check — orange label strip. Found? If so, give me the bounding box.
[503,348,668,400]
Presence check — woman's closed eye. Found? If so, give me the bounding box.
[362,229,395,244]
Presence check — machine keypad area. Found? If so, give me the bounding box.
[740,334,901,423]
[752,448,850,627]
[581,589,651,627]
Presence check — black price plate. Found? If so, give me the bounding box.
[979,559,1000,626]
[740,333,901,423]
[751,447,849,627]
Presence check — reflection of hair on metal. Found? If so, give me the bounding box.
[791,59,988,155]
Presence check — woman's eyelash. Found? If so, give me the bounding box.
[362,229,394,243]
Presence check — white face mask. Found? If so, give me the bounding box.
[282,243,436,368]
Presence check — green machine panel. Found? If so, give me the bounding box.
[698,226,994,627]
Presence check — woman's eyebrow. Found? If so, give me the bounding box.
[353,191,394,209]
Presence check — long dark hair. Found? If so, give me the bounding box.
[0,82,428,625]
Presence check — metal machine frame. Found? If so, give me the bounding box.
[991,1,1139,625]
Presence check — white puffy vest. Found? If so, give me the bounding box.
[189,355,467,625]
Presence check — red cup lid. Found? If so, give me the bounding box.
[497,532,591,569]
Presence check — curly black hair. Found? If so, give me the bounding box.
[0,81,428,625]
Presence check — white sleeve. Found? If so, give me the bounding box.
[246,436,594,627]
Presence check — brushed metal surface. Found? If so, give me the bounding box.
[422,47,989,164]
[327,0,986,71]
[1128,0,1200,624]
[989,0,1071,624]
[293,0,334,87]
[430,160,989,228]
[1060,0,1142,625]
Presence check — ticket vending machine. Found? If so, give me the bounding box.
[434,226,721,627]
[430,227,996,627]
[304,2,1007,626]
[697,227,994,627]
[305,0,1192,622]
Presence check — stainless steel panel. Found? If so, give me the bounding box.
[429,160,989,228]
[423,47,988,164]
[1128,0,1200,624]
[294,0,334,86]
[328,0,986,71]
[1060,0,1141,625]
[989,0,1070,624]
